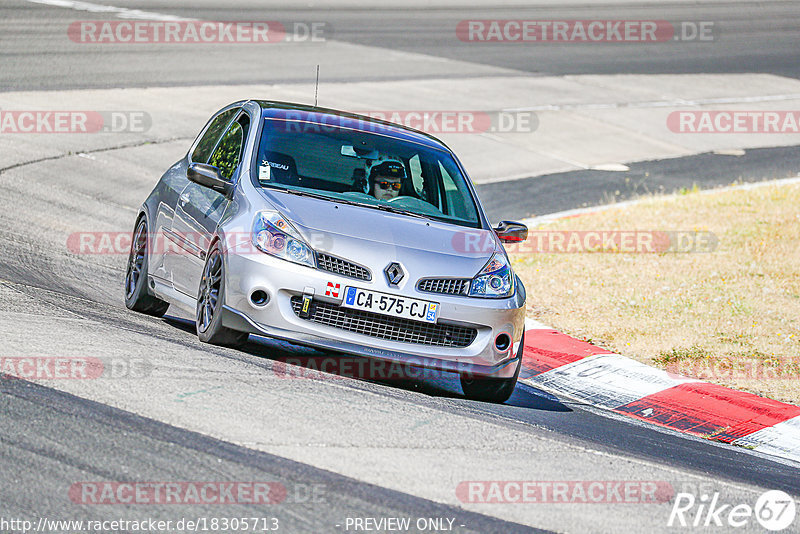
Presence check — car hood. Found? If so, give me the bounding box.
[257,189,499,279]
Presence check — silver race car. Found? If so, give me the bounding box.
[125,100,528,402]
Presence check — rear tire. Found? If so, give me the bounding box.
[124,217,169,317]
[460,332,524,403]
[196,242,248,347]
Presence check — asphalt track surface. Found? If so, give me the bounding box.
[2,0,800,90]
[2,1,800,533]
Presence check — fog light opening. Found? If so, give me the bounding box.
[250,289,269,307]
[495,333,511,352]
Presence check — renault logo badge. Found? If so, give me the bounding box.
[384,262,404,286]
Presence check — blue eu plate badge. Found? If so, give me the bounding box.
[345,286,357,306]
[426,303,438,322]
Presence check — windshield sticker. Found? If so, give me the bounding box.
[262,159,289,171]
[258,163,271,181]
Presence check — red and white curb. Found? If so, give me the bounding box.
[519,318,800,464]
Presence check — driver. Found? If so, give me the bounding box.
[366,156,406,201]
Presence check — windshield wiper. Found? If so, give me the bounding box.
[267,187,343,203]
[268,187,375,208]
[362,202,431,220]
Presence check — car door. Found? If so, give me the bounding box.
[161,107,239,288]
[169,111,250,297]
[148,158,191,282]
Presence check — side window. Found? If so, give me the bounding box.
[191,108,238,163]
[439,161,475,220]
[208,115,250,180]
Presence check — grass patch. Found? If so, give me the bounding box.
[512,182,800,404]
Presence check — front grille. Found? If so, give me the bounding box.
[417,278,471,296]
[316,252,371,281]
[290,297,476,348]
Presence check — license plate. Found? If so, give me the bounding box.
[342,287,439,323]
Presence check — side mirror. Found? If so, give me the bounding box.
[494,220,528,243]
[187,163,234,198]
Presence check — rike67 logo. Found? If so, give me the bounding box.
[669,489,796,531]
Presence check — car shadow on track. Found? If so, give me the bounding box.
[163,315,571,413]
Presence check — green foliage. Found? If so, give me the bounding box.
[208,123,243,179]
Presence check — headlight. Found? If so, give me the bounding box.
[252,211,315,268]
[469,253,514,298]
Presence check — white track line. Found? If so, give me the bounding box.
[25,0,192,21]
[504,93,800,113]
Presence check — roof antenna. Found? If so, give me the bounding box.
[314,65,320,108]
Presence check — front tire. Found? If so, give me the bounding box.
[196,242,248,347]
[460,332,524,403]
[124,217,169,317]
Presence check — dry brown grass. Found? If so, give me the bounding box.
[511,181,800,404]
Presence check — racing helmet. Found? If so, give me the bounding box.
[366,155,406,183]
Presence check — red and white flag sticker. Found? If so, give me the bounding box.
[325,282,341,298]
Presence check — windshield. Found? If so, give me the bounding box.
[252,116,481,228]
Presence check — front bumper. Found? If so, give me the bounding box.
[221,247,526,379]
